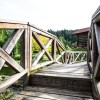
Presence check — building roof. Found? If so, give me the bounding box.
[73,27,90,35]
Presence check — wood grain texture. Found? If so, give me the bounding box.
[10,86,92,100]
[0,29,24,70]
[32,39,53,66]
[0,47,24,72]
[51,39,56,61]
[0,23,27,29]
[0,69,27,93]
[32,32,53,61]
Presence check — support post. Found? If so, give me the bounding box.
[20,24,32,88]
[52,39,56,62]
[64,51,67,64]
[92,24,98,74]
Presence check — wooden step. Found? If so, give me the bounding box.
[29,62,92,92]
[29,73,91,92]
[10,86,93,100]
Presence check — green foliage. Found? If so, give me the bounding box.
[71,47,87,51]
[0,90,13,100]
[0,30,8,47]
[0,29,20,58]
[48,29,77,48]
[0,66,16,76]
[0,29,14,47]
[13,54,20,60]
[13,39,21,57]
[32,35,50,52]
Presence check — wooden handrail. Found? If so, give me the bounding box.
[66,51,87,64]
[87,6,100,100]
[0,20,67,92]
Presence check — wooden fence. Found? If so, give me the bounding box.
[0,20,67,93]
[66,51,87,64]
[87,6,100,100]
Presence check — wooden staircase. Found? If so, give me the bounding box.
[11,62,93,100]
[29,62,92,92]
[10,86,92,100]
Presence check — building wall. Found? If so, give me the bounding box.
[77,33,88,47]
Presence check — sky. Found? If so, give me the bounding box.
[0,0,99,30]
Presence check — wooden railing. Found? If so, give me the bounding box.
[0,20,67,93]
[66,51,87,64]
[87,6,100,100]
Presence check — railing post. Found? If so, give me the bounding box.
[92,24,98,74]
[20,23,32,87]
[64,51,67,64]
[52,38,56,62]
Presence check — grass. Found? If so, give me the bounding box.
[13,54,20,60]
[0,66,16,76]
[0,90,13,100]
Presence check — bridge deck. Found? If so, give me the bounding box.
[10,62,93,100]
[34,61,90,79]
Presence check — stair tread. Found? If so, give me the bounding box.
[32,71,91,80]
[10,86,93,100]
[29,62,92,92]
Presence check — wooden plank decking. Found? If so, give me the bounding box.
[10,62,93,100]
[10,86,92,100]
[33,62,90,78]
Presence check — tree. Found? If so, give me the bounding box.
[0,30,8,47]
[32,35,50,52]
[48,29,76,48]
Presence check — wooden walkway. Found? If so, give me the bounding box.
[10,62,93,100]
[33,62,90,78]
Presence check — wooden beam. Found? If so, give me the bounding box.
[0,29,24,70]
[30,27,53,39]
[20,26,32,87]
[56,61,62,64]
[0,23,27,29]
[92,6,100,20]
[66,52,70,64]
[64,52,67,63]
[0,69,27,93]
[30,25,66,51]
[51,39,56,61]
[81,53,86,61]
[67,51,87,53]
[56,39,65,51]
[94,56,100,78]
[0,48,24,72]
[31,61,53,71]
[56,43,64,63]
[74,53,81,62]
[56,51,65,61]
[94,24,100,54]
[32,39,53,66]
[0,19,27,24]
[3,29,24,53]
[92,24,98,74]
[32,32,53,61]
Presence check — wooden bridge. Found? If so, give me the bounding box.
[0,6,100,100]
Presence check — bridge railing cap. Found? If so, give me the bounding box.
[92,6,100,22]
[0,18,27,24]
